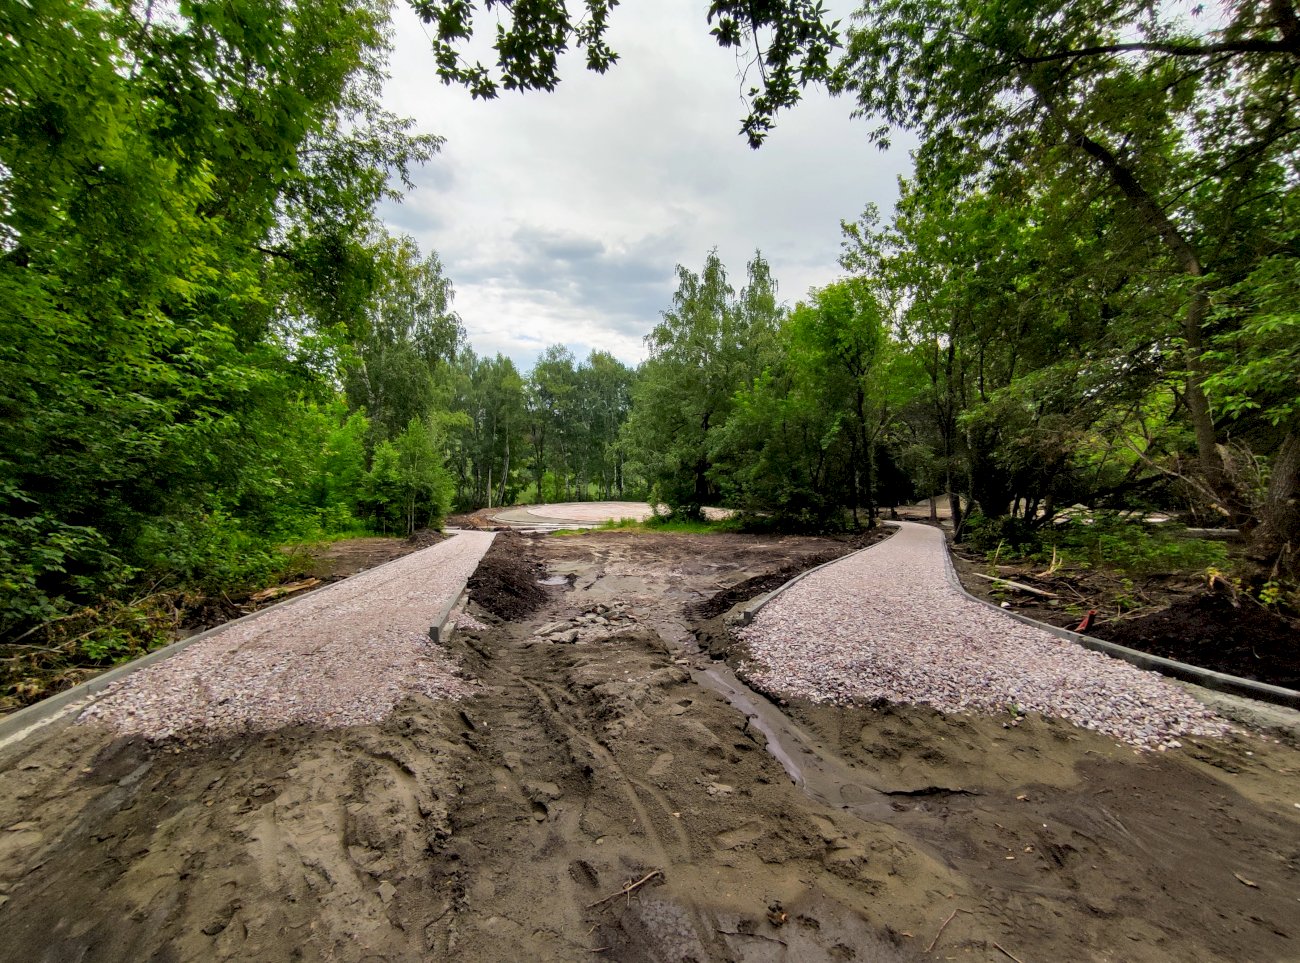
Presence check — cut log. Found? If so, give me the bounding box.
[971,572,1058,598]
[249,578,321,603]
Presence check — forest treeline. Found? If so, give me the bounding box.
[0,0,642,660]
[3,0,1298,669]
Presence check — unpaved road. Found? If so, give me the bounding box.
[1,530,1298,962]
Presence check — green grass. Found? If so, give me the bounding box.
[967,511,1229,576]
[547,514,740,536]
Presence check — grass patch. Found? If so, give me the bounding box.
[967,511,1229,576]
[545,514,742,536]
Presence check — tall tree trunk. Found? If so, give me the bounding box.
[534,432,545,504]
[499,432,510,507]
[853,387,874,528]
[1251,429,1300,575]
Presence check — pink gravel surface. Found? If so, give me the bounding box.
[499,501,734,524]
[738,522,1233,749]
[79,531,495,740]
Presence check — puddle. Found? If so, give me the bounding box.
[536,575,570,586]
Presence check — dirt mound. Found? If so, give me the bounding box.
[446,508,504,530]
[466,531,548,620]
[686,555,839,622]
[1088,592,1300,689]
[405,528,447,548]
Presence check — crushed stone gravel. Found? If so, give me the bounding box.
[79,531,494,741]
[452,610,492,633]
[738,522,1232,749]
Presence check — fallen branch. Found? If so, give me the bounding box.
[926,907,968,952]
[972,573,1058,598]
[249,578,321,603]
[994,941,1027,963]
[716,929,787,947]
[586,870,662,909]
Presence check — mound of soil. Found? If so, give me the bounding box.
[1088,592,1300,689]
[405,528,447,548]
[465,531,548,620]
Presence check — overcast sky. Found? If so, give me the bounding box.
[379,1,915,371]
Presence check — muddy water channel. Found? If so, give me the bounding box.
[0,530,1297,963]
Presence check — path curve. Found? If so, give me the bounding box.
[489,501,732,528]
[738,521,1231,748]
[77,531,495,741]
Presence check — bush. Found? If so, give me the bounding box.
[964,514,1041,554]
[133,510,292,595]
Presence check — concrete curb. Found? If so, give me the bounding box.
[937,529,1300,711]
[737,528,899,626]
[428,588,468,644]
[0,532,489,752]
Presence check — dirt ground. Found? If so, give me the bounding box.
[1,530,1298,962]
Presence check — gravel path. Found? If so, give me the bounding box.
[738,522,1232,749]
[79,531,494,740]
[490,502,734,526]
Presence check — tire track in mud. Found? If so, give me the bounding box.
[437,624,722,959]
[430,532,940,962]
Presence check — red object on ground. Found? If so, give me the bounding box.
[1074,610,1097,632]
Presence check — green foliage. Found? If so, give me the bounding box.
[410,0,839,145]
[968,513,1228,577]
[0,0,442,654]
[831,0,1300,555]
[522,347,636,507]
[590,515,739,535]
[364,419,453,534]
[623,251,781,518]
[1203,231,1300,427]
[134,512,292,596]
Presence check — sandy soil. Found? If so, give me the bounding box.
[0,530,1297,962]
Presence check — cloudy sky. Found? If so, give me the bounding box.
[379,1,915,371]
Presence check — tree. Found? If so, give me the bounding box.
[526,345,578,502]
[623,250,781,516]
[787,279,889,525]
[834,0,1300,560]
[0,0,441,645]
[408,0,840,145]
[346,235,465,442]
[445,351,527,508]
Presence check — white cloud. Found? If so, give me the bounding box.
[379,0,916,370]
